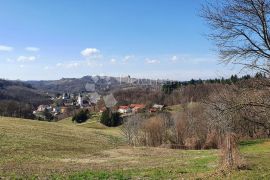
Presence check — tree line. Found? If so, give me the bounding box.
[161,74,265,94]
[0,79,51,119]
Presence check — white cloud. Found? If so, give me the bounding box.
[56,63,62,67]
[0,45,13,52]
[110,58,116,63]
[17,56,37,62]
[122,55,134,63]
[44,65,56,70]
[6,58,13,62]
[81,48,100,57]
[19,65,25,68]
[56,62,80,69]
[66,62,79,68]
[25,47,40,52]
[87,61,103,68]
[122,55,134,64]
[145,58,160,64]
[171,55,178,62]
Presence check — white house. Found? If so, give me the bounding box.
[152,104,165,111]
[118,106,132,114]
[37,105,50,112]
[62,93,69,100]
[52,107,61,115]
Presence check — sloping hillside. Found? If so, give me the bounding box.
[0,117,269,179]
[0,117,124,177]
[0,79,49,104]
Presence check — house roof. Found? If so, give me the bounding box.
[103,94,117,108]
[130,104,145,109]
[38,105,49,109]
[119,106,130,110]
[153,104,164,109]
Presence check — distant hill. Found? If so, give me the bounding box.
[0,79,51,118]
[27,76,118,93]
[27,75,165,94]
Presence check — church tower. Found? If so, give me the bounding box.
[77,93,83,108]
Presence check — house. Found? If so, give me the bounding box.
[77,93,92,108]
[37,105,50,112]
[64,100,74,107]
[152,104,165,111]
[62,93,70,100]
[70,93,75,99]
[103,94,117,108]
[61,106,71,114]
[33,105,52,119]
[130,104,145,113]
[118,106,132,114]
[52,107,61,115]
[149,104,165,113]
[88,92,101,104]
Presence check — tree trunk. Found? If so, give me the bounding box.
[223,133,237,168]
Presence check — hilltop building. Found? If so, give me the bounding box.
[77,93,83,108]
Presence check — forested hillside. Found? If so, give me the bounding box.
[0,79,51,119]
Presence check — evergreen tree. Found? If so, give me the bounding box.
[72,109,89,123]
[100,108,122,127]
[100,108,111,126]
[44,109,54,121]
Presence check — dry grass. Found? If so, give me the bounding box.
[0,116,124,177]
[0,116,269,179]
[57,117,74,125]
[165,104,184,112]
[0,116,218,178]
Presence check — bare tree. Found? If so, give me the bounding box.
[172,112,188,146]
[202,0,270,74]
[205,82,270,167]
[121,114,145,146]
[205,85,241,167]
[202,0,270,168]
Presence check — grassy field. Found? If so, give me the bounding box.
[0,116,269,179]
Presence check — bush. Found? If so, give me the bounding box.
[100,108,122,127]
[72,109,90,123]
[44,109,54,121]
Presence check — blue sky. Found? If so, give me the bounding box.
[0,0,240,80]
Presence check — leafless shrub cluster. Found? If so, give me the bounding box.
[121,105,216,150]
[121,78,270,168]
[204,79,270,168]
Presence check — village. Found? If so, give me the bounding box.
[33,92,165,121]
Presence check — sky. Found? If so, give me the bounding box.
[0,0,241,81]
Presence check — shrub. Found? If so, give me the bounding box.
[72,109,90,123]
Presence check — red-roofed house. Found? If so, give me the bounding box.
[130,104,146,113]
